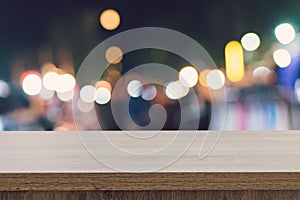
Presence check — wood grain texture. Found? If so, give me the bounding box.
[2,131,300,196]
[1,191,300,200]
[1,172,300,191]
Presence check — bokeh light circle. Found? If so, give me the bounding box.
[80,85,96,103]
[95,87,111,105]
[127,80,143,98]
[206,69,225,90]
[178,66,198,87]
[105,46,123,64]
[253,66,270,77]
[241,32,260,51]
[275,23,296,45]
[100,9,121,30]
[77,99,94,113]
[273,49,292,68]
[22,74,42,96]
[141,85,157,101]
[56,74,76,93]
[43,72,59,91]
[165,81,189,100]
[199,69,211,87]
[57,90,74,102]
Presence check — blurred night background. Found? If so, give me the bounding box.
[0,0,300,130]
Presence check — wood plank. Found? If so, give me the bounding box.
[1,131,300,172]
[2,172,300,191]
[1,190,300,200]
[1,131,300,191]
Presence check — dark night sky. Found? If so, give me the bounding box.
[0,0,299,78]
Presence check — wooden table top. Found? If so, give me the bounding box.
[1,131,300,191]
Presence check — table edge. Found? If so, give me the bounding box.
[1,172,300,191]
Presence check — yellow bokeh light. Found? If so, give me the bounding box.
[199,69,211,87]
[95,80,112,92]
[105,46,123,64]
[100,9,121,31]
[41,62,57,75]
[106,68,121,86]
[225,41,245,82]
